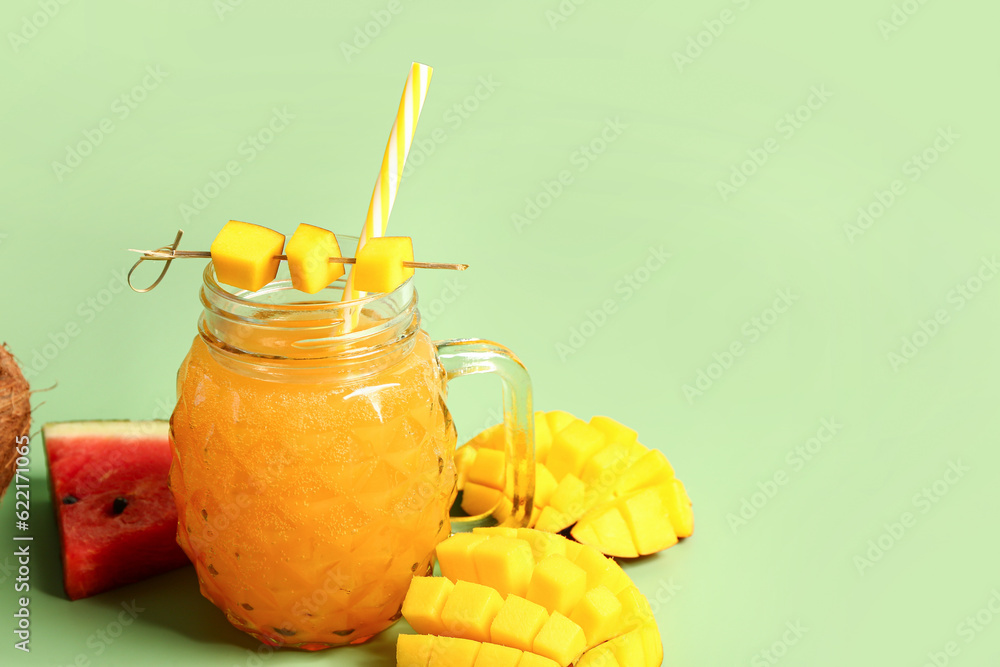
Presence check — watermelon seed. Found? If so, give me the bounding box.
[62,495,79,505]
[273,627,296,637]
[241,603,253,611]
[112,497,128,515]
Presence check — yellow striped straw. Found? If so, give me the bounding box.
[341,62,433,309]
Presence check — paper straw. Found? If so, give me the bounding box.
[341,62,433,310]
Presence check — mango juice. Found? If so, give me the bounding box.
[169,326,457,648]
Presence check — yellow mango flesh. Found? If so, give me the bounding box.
[474,642,523,666]
[517,652,561,667]
[285,223,344,294]
[401,575,455,635]
[353,235,414,293]
[525,554,586,617]
[437,533,489,584]
[398,633,433,667]
[532,611,588,666]
[210,220,284,292]
[440,580,504,643]
[472,537,535,599]
[467,448,506,489]
[490,595,550,652]
[547,421,606,481]
[431,636,483,665]
[569,586,623,649]
[454,412,692,559]
[588,416,638,447]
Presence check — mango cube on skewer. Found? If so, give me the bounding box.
[210,220,285,292]
[286,223,345,294]
[353,236,415,293]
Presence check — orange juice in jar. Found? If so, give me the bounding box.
[169,252,534,649]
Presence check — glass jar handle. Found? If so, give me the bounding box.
[435,339,535,529]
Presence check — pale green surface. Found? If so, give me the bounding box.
[2,1,1000,665]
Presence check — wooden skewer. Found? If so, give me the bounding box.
[128,248,468,271]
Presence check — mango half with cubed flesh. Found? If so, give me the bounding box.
[454,411,693,558]
[399,528,661,666]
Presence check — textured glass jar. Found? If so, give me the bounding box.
[168,246,533,650]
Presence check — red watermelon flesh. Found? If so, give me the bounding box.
[43,421,190,600]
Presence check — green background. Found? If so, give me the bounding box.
[2,1,999,665]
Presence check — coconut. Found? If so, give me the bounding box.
[1,344,31,502]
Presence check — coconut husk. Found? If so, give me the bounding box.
[1,344,31,503]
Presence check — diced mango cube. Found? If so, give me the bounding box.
[576,646,619,667]
[490,595,550,651]
[618,487,678,555]
[437,533,489,584]
[440,581,504,643]
[534,506,573,534]
[401,576,455,635]
[569,586,623,648]
[517,652,561,667]
[526,554,586,617]
[473,537,534,599]
[535,465,558,509]
[662,478,694,538]
[544,410,577,436]
[462,482,503,516]
[549,473,586,517]
[397,634,433,667]
[474,642,523,666]
[640,622,663,665]
[532,611,587,667]
[581,442,634,490]
[210,220,284,292]
[471,423,505,450]
[607,627,645,665]
[492,494,514,524]
[285,223,344,294]
[588,416,638,447]
[456,446,478,489]
[610,449,674,498]
[547,421,606,481]
[573,506,638,558]
[429,636,482,666]
[534,412,553,463]
[616,587,654,631]
[353,236,414,293]
[516,528,568,561]
[570,546,631,594]
[467,448,506,489]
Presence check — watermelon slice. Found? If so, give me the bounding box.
[42,421,190,600]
